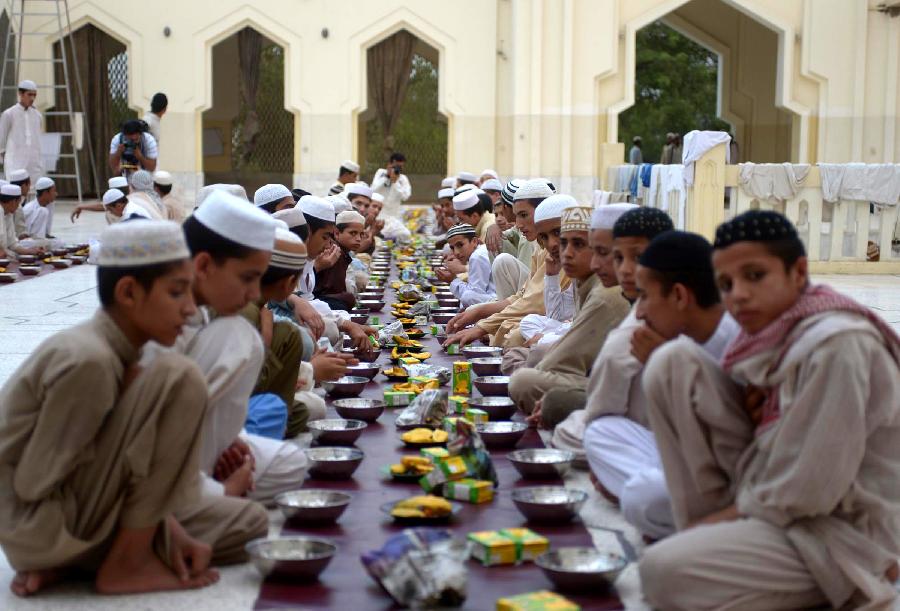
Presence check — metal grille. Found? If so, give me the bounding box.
[0,11,14,110]
[107,51,135,132]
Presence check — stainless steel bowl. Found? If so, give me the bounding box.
[437,298,460,308]
[354,348,381,363]
[18,265,40,276]
[49,259,72,269]
[468,395,517,420]
[358,291,383,300]
[67,255,85,265]
[431,306,458,314]
[432,312,455,325]
[321,375,369,398]
[17,254,35,264]
[535,548,628,592]
[246,536,337,580]
[463,345,502,359]
[0,272,16,283]
[333,398,385,422]
[358,299,385,312]
[308,418,367,445]
[350,314,369,325]
[0,258,9,266]
[476,421,528,448]
[470,357,502,377]
[511,486,588,523]
[350,307,370,315]
[345,363,379,381]
[305,446,365,479]
[507,448,576,479]
[275,489,352,524]
[473,375,510,396]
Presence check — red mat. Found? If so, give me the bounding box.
[0,259,76,285]
[254,260,624,610]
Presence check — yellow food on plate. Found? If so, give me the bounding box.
[390,494,453,518]
[401,428,448,444]
[389,455,435,476]
[383,366,409,377]
[391,379,440,394]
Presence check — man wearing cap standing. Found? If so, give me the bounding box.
[0,80,43,188]
[22,177,55,239]
[629,136,643,165]
[372,152,412,241]
[328,160,359,196]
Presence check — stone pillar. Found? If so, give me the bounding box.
[685,143,726,241]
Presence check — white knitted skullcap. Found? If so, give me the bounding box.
[438,187,455,199]
[194,190,279,250]
[441,176,455,188]
[327,194,352,214]
[371,192,384,204]
[298,195,336,222]
[272,205,307,229]
[8,169,28,182]
[17,80,36,91]
[452,190,479,211]
[481,178,503,192]
[534,194,576,223]
[102,188,126,206]
[35,177,54,190]
[514,179,554,202]
[1,184,22,197]
[108,176,129,190]
[480,169,499,180]
[341,160,360,173]
[196,184,248,207]
[591,203,639,230]
[152,170,173,186]
[336,210,365,225]
[254,183,293,208]
[457,171,477,183]
[98,220,190,267]
[345,183,373,199]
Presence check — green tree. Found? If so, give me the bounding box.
[619,21,731,162]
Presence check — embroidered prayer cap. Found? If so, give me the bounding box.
[327,194,353,214]
[501,179,522,206]
[102,188,127,206]
[196,183,248,207]
[1,184,22,197]
[514,178,554,202]
[152,170,173,186]
[130,170,154,192]
[612,207,674,240]
[336,210,366,226]
[452,190,480,211]
[371,192,385,204]
[591,203,638,230]
[340,159,360,173]
[345,182,373,199]
[17,80,36,91]
[269,227,308,271]
[9,169,28,182]
[446,223,477,239]
[438,187,455,200]
[481,178,503,193]
[639,230,712,273]
[561,205,593,233]
[457,171,477,183]
[713,210,799,250]
[480,169,499,180]
[108,176,129,190]
[98,219,190,267]
[441,176,456,188]
[298,195,336,222]
[254,183,293,208]
[35,177,54,190]
[194,190,279,251]
[534,194,576,223]
[328,183,345,196]
[272,205,307,229]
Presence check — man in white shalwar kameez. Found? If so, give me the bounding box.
[436,223,496,307]
[372,152,412,242]
[22,177,55,238]
[0,80,43,186]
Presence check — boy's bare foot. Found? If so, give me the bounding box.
[10,568,65,597]
[96,549,219,594]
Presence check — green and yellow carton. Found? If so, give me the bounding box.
[419,447,450,461]
[467,528,549,566]
[449,395,470,414]
[383,390,415,407]
[452,361,473,395]
[496,590,580,611]
[444,478,493,504]
[465,407,488,424]
[419,454,472,492]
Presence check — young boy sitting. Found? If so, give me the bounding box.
[639,211,900,610]
[0,220,266,596]
[451,189,495,242]
[22,177,55,239]
[313,210,366,311]
[435,223,497,307]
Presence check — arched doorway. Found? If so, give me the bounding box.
[202,27,294,193]
[358,29,447,204]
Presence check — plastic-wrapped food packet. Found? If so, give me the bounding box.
[378,321,408,347]
[395,389,449,428]
[405,363,451,386]
[398,284,423,302]
[316,336,334,352]
[446,417,498,487]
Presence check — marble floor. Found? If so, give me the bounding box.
[0,201,897,609]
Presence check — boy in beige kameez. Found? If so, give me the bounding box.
[0,220,266,597]
[639,210,900,610]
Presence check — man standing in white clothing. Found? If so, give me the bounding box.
[372,152,411,220]
[141,93,167,144]
[0,80,43,186]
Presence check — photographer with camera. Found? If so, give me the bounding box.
[108,119,158,177]
[371,152,411,241]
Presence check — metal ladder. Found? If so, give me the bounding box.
[0,0,96,201]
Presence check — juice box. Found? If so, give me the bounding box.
[419,455,471,492]
[449,395,470,414]
[369,316,380,325]
[420,447,450,461]
[452,361,473,395]
[444,478,493,503]
[399,356,421,365]
[498,528,550,562]
[465,408,488,424]
[383,390,415,407]
[445,343,461,355]
[468,528,550,566]
[409,375,439,386]
[496,591,580,611]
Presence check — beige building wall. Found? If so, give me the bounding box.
[11,0,900,203]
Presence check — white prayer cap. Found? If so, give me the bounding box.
[534,194,576,223]
[327,194,352,214]
[194,190,279,251]
[152,170,173,186]
[108,176,129,189]
[345,182,373,199]
[336,210,365,225]
[98,220,190,268]
[452,190,479,211]
[272,205,307,229]
[591,203,639,230]
[340,160,360,173]
[438,187,455,200]
[102,188,127,206]
[457,171,477,183]
[481,178,503,192]
[196,183,248,207]
[35,177,54,190]
[446,223,477,239]
[456,184,477,194]
[513,179,554,201]
[269,227,308,271]
[480,169,499,180]
[254,183,293,208]
[440,176,455,188]
[298,195,335,222]
[371,192,384,204]
[17,80,36,92]
[1,184,21,197]
[9,169,28,182]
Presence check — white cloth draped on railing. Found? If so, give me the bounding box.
[738,163,811,202]
[682,130,732,186]
[818,163,900,206]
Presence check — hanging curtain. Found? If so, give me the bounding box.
[237,27,263,168]
[367,29,416,156]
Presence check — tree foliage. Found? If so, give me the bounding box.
[619,21,731,162]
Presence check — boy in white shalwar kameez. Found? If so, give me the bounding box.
[436,222,496,307]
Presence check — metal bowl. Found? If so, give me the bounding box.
[476,421,528,448]
[246,536,337,581]
[507,449,576,479]
[511,486,588,523]
[333,398,385,422]
[305,446,365,479]
[468,395,516,420]
[359,300,385,312]
[354,348,381,363]
[463,345,502,359]
[51,248,68,256]
[350,308,370,316]
[67,255,85,265]
[18,265,40,276]
[275,489,352,524]
[16,254,35,264]
[470,357,502,377]
[350,314,369,325]
[437,299,460,309]
[345,363,379,381]
[364,285,383,292]
[473,375,510,397]
[0,272,16,283]
[321,375,369,398]
[432,312,455,325]
[358,291,383,300]
[308,418,367,445]
[49,259,72,269]
[0,258,9,267]
[431,306,458,314]
[535,548,628,592]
